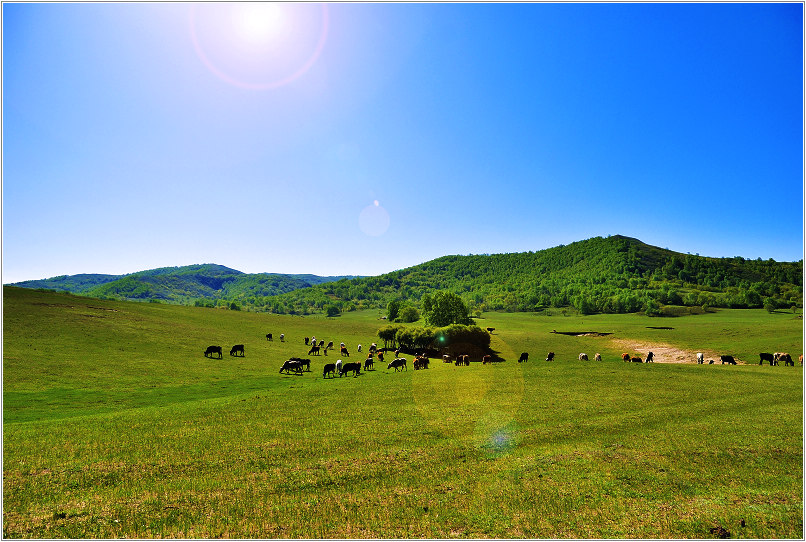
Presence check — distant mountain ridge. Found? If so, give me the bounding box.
[10,264,358,307]
[8,236,803,315]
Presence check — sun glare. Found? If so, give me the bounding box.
[231,3,286,47]
[190,3,328,90]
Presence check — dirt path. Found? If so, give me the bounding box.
[607,338,727,364]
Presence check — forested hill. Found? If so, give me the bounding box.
[10,236,802,315]
[262,236,803,315]
[10,264,356,307]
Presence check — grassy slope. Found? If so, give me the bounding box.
[3,287,802,538]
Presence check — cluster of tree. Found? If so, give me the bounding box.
[377,322,491,353]
[386,299,421,323]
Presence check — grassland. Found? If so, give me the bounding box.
[3,286,802,538]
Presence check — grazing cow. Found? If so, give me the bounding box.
[339,362,361,377]
[266,333,273,341]
[305,337,310,345]
[279,359,303,375]
[230,344,245,357]
[621,353,631,362]
[708,359,715,364]
[645,351,654,363]
[336,359,343,375]
[778,353,793,366]
[323,363,336,378]
[546,352,555,361]
[286,357,310,372]
[443,354,452,363]
[318,340,325,348]
[631,357,642,363]
[696,352,704,364]
[377,351,385,363]
[388,358,407,371]
[594,353,602,361]
[720,355,737,365]
[773,352,790,366]
[759,352,775,365]
[518,352,529,363]
[486,327,495,333]
[414,356,430,370]
[482,355,492,364]
[369,343,377,354]
[280,334,285,342]
[204,345,222,359]
[340,346,350,357]
[364,357,374,371]
[308,345,321,356]
[327,341,334,350]
[579,353,588,361]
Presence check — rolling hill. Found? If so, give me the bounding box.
[265,235,803,315]
[10,264,357,307]
[9,235,803,316]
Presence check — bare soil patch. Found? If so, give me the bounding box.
[608,338,729,364]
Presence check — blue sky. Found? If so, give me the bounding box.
[3,2,803,283]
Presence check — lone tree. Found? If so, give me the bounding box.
[422,291,472,327]
[387,299,402,322]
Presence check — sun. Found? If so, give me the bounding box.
[189,3,329,90]
[230,3,286,48]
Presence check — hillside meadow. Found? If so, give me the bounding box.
[3,286,803,538]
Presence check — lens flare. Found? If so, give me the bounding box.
[189,3,329,90]
[358,202,390,237]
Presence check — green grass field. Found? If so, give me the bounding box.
[3,286,803,538]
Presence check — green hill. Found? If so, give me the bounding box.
[267,235,803,316]
[10,264,356,307]
[9,236,802,315]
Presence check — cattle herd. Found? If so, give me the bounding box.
[204,332,803,378]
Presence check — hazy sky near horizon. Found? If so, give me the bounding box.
[3,2,803,284]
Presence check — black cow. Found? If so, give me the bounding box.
[759,352,774,365]
[266,333,272,341]
[204,345,222,359]
[308,346,321,356]
[645,351,654,363]
[720,355,737,365]
[230,344,245,357]
[339,362,361,377]
[518,352,529,363]
[340,346,350,357]
[388,358,407,371]
[631,357,642,363]
[486,327,495,333]
[546,352,555,361]
[304,337,309,345]
[364,357,375,371]
[323,363,336,378]
[279,360,303,374]
[289,357,310,372]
